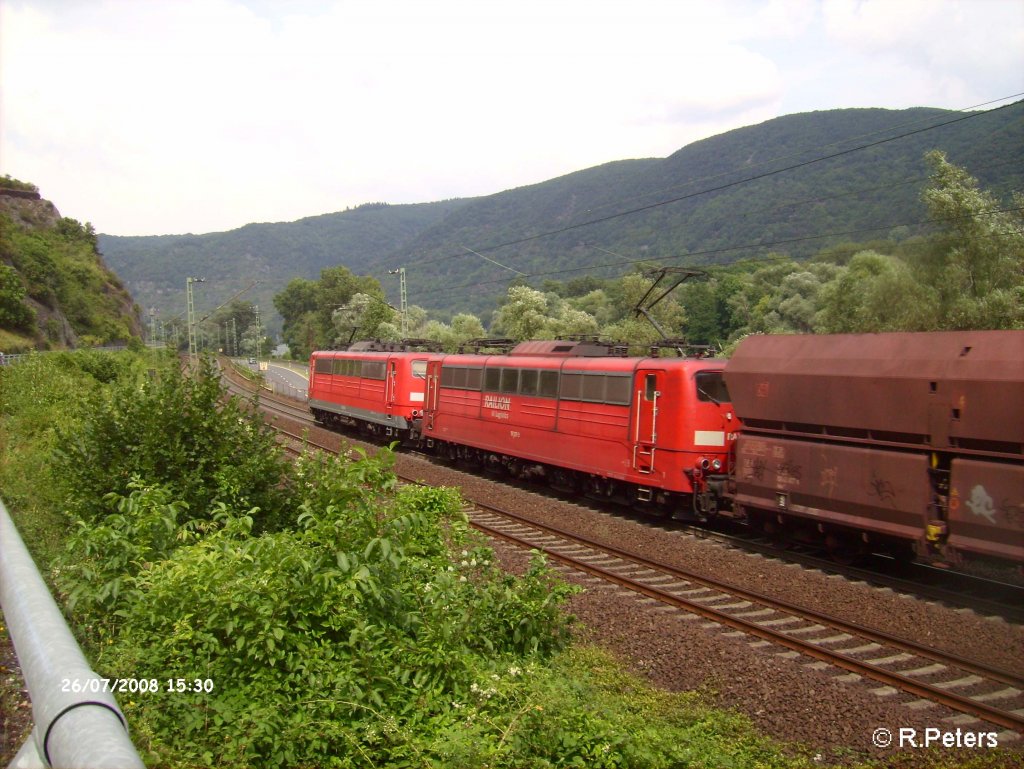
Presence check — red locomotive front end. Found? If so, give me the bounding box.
[422,341,737,518]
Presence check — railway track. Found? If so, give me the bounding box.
[466,506,1024,738]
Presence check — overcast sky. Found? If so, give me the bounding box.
[2,0,1022,237]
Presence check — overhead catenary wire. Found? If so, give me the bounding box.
[416,204,1024,300]
[556,95,1024,226]
[388,95,1023,274]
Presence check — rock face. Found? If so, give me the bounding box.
[1,185,142,351]
[0,188,60,228]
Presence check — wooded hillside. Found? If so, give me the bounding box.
[97,102,1024,331]
[0,178,141,352]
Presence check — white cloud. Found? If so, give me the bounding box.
[1,0,1021,235]
[819,0,1024,105]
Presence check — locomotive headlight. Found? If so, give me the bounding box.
[712,458,722,471]
[697,457,710,471]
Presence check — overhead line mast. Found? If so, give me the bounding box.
[186,276,204,359]
[389,267,408,337]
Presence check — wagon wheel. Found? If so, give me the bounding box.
[824,530,866,566]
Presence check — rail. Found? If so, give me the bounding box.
[0,500,145,769]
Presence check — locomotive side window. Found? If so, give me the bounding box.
[539,370,560,398]
[519,369,539,396]
[441,366,465,388]
[500,368,520,394]
[581,374,604,402]
[484,367,501,392]
[559,373,582,400]
[559,373,631,405]
[412,360,427,379]
[441,366,484,390]
[605,375,631,405]
[695,371,730,403]
[361,361,387,380]
[315,357,332,374]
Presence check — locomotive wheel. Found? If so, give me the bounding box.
[549,468,580,496]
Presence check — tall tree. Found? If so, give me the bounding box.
[919,150,1024,329]
[815,251,939,333]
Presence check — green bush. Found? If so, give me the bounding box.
[74,450,578,767]
[52,353,291,531]
[0,351,139,563]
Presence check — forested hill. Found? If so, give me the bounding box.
[98,102,1024,328]
[98,200,468,333]
[393,103,1023,317]
[1,180,141,352]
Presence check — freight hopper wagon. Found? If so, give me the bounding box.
[308,342,429,440]
[724,331,1024,570]
[421,340,738,518]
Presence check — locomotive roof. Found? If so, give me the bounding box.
[510,340,623,357]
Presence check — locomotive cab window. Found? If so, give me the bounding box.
[412,360,427,379]
[315,358,332,374]
[644,374,657,401]
[695,371,730,403]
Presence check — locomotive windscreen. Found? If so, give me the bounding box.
[695,371,730,403]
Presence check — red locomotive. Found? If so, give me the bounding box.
[723,331,1024,569]
[308,341,429,440]
[421,340,737,516]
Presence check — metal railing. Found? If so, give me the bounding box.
[0,500,145,769]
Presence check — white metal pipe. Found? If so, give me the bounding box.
[0,500,145,769]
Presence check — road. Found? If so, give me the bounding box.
[238,359,308,400]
